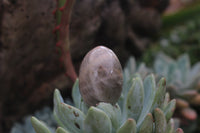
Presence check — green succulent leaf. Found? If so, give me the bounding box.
[154,53,171,77]
[72,79,88,113]
[177,54,190,83]
[126,77,144,121]
[126,57,136,75]
[33,73,183,133]
[150,77,166,111]
[117,118,136,133]
[188,62,200,86]
[53,89,68,128]
[31,117,52,133]
[164,99,176,122]
[122,70,134,98]
[84,107,112,133]
[97,103,121,132]
[166,119,175,133]
[56,127,70,133]
[54,89,85,133]
[138,113,153,133]
[167,63,180,84]
[79,100,89,114]
[72,79,81,108]
[154,108,167,133]
[137,63,151,78]
[121,77,135,121]
[162,93,170,110]
[137,74,156,127]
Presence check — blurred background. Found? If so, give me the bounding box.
[0,0,200,132]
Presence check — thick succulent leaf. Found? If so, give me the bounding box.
[164,99,176,121]
[137,74,156,127]
[56,127,70,133]
[167,63,181,85]
[122,71,142,98]
[120,68,130,109]
[154,53,172,77]
[126,77,144,121]
[126,57,136,75]
[154,108,167,133]
[123,68,130,86]
[189,62,200,79]
[31,117,52,133]
[121,77,135,121]
[118,93,124,112]
[190,62,200,76]
[166,119,175,133]
[177,54,190,83]
[54,89,64,104]
[154,55,166,74]
[138,113,153,133]
[84,107,112,133]
[150,77,166,111]
[187,62,200,87]
[122,69,134,97]
[117,118,136,133]
[79,100,89,114]
[54,89,85,133]
[71,80,88,114]
[137,63,151,79]
[162,93,170,110]
[97,103,121,132]
[72,79,81,108]
[154,53,182,85]
[53,89,65,128]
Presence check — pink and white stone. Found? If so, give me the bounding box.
[79,46,123,106]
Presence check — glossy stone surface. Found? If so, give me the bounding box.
[79,46,123,106]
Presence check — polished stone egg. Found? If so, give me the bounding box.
[79,46,123,106]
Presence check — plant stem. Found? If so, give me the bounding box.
[54,0,77,82]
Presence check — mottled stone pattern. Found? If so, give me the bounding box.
[79,46,123,106]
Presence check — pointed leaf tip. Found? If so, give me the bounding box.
[154,108,167,133]
[56,127,70,133]
[117,118,136,133]
[72,79,81,108]
[138,113,153,133]
[164,99,176,121]
[31,117,51,133]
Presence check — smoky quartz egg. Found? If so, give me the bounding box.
[79,46,123,106]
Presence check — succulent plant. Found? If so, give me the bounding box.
[143,14,200,67]
[154,52,200,122]
[31,46,183,133]
[11,107,56,133]
[123,56,152,80]
[31,75,183,133]
[10,99,73,133]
